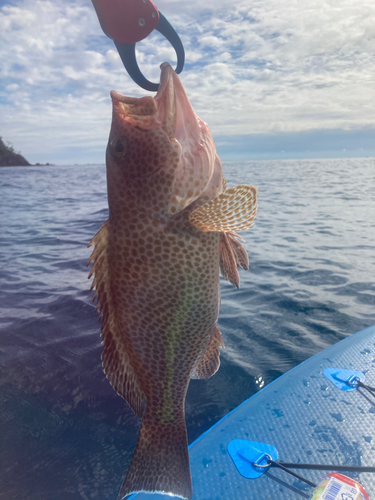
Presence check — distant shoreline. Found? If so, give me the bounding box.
[0,163,55,167]
[0,136,56,167]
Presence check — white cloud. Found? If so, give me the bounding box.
[0,0,374,163]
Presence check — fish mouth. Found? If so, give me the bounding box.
[110,62,197,140]
[110,90,158,130]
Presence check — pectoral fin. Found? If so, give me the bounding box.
[220,233,240,288]
[189,185,257,232]
[227,232,249,270]
[192,327,224,380]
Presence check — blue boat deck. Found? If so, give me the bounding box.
[133,324,375,500]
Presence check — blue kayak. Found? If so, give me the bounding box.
[132,324,375,499]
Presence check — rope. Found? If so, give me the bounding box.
[252,454,375,489]
[357,380,375,399]
[278,462,375,473]
[267,458,317,488]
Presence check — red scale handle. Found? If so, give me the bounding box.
[92,0,160,44]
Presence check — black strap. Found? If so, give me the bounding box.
[264,458,375,489]
[115,12,185,92]
[279,462,375,473]
[357,380,375,399]
[267,459,317,488]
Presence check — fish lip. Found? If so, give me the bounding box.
[155,62,174,101]
[110,90,158,123]
[154,62,178,138]
[110,90,140,116]
[110,90,140,105]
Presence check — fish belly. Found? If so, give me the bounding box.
[110,220,221,414]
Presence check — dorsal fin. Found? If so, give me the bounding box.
[87,220,146,418]
[191,326,224,380]
[189,184,257,232]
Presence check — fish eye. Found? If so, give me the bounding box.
[110,137,127,158]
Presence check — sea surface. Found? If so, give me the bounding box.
[1,158,375,500]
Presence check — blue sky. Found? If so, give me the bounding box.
[0,0,375,164]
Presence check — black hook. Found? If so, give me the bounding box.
[114,12,185,92]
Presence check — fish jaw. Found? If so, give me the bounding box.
[106,63,223,220]
[155,62,223,213]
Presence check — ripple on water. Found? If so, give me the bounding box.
[0,159,375,499]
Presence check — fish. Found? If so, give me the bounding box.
[87,62,257,500]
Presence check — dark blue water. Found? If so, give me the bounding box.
[1,159,374,500]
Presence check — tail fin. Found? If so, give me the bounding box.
[118,408,192,500]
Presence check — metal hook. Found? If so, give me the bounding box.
[114,12,185,91]
[251,452,273,469]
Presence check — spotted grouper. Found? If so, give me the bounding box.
[87,62,257,499]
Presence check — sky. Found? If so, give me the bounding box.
[0,0,375,164]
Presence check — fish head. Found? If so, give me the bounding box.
[107,62,223,217]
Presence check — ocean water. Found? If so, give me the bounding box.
[0,158,375,500]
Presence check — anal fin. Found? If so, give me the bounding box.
[192,326,224,380]
[189,184,257,232]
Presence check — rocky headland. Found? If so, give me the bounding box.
[0,137,31,166]
[0,136,53,167]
